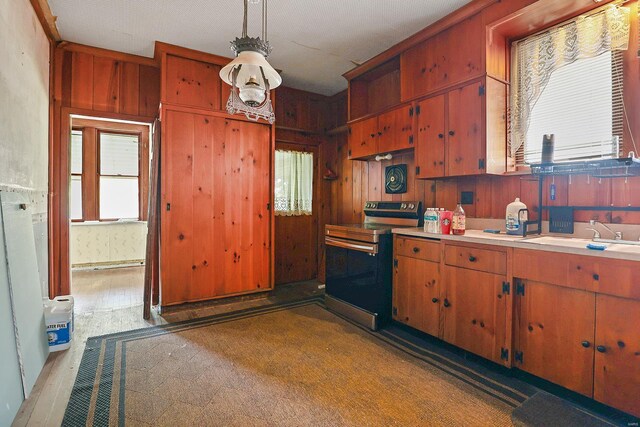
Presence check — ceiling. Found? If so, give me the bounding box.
[48,0,471,96]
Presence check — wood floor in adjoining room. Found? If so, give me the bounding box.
[71,266,145,313]
[13,279,324,426]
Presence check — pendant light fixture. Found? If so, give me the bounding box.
[220,0,281,124]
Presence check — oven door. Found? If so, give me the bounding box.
[325,235,391,326]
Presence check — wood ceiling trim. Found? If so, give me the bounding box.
[29,0,62,42]
[342,0,499,81]
[58,42,159,67]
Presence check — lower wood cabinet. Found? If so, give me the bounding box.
[392,237,640,418]
[593,294,640,417]
[514,280,596,396]
[393,255,440,336]
[442,266,508,364]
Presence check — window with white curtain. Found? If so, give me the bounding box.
[274,150,313,216]
[510,4,630,165]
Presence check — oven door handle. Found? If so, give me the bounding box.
[325,237,378,255]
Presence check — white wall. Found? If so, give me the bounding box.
[70,222,147,267]
[0,0,50,424]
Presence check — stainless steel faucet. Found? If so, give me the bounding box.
[588,220,623,240]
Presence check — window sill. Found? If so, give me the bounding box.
[71,220,147,226]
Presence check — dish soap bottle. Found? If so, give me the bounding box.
[506,198,528,235]
[452,203,466,235]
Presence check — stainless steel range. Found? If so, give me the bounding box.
[325,201,422,330]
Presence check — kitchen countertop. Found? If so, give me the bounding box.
[392,228,640,262]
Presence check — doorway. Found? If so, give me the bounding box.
[68,116,151,313]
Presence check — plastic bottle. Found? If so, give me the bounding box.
[506,198,528,235]
[452,204,466,235]
[424,208,438,233]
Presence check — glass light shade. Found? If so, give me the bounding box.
[239,75,266,106]
[220,50,282,90]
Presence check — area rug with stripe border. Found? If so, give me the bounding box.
[61,296,619,426]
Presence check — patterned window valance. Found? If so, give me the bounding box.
[274,150,313,216]
[510,4,630,159]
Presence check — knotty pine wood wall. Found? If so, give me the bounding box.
[50,43,160,295]
[328,0,640,228]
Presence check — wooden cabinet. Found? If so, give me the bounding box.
[161,109,272,306]
[447,82,484,176]
[514,280,596,396]
[400,15,483,101]
[377,104,414,153]
[393,256,440,336]
[513,248,640,416]
[348,104,413,159]
[415,94,445,178]
[442,265,509,364]
[415,79,506,178]
[348,116,378,159]
[593,295,640,417]
[164,54,221,111]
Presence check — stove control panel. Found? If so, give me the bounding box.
[363,201,422,220]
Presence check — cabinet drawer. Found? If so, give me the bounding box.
[513,249,638,298]
[395,236,440,262]
[444,244,506,275]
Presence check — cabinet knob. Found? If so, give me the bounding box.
[412,247,420,253]
[438,133,444,139]
[593,274,600,281]
[596,345,606,353]
[468,255,477,262]
[449,130,455,136]
[443,298,451,308]
[432,298,439,303]
[581,341,591,348]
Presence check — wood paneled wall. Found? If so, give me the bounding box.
[331,0,640,227]
[50,43,160,296]
[274,87,333,285]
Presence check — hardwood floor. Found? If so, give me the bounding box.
[71,266,145,313]
[13,277,323,426]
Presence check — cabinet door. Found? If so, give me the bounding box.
[165,55,221,110]
[442,266,508,364]
[415,95,445,178]
[446,81,484,176]
[594,295,640,417]
[515,280,595,396]
[161,111,271,305]
[378,105,414,153]
[348,117,378,159]
[393,256,440,336]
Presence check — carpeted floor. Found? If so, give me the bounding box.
[63,298,531,426]
[63,297,629,427]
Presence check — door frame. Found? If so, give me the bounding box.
[49,106,155,297]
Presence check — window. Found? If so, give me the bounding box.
[510,5,630,166]
[99,132,140,219]
[274,150,313,216]
[70,130,83,220]
[69,119,150,221]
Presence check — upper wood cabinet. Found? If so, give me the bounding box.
[348,116,378,159]
[165,54,221,110]
[415,78,507,178]
[400,15,483,101]
[348,57,401,121]
[275,86,327,132]
[415,94,445,178]
[347,104,413,160]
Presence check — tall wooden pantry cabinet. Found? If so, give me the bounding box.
[155,42,274,307]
